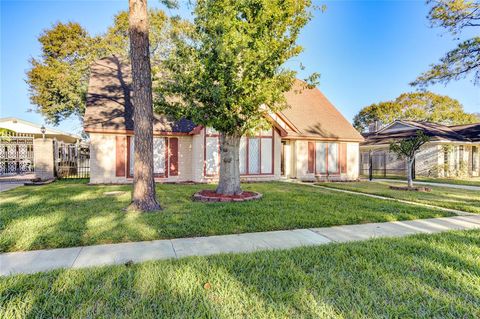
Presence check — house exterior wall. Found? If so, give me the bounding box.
[193,128,282,183]
[415,144,441,177]
[293,140,360,181]
[360,142,480,178]
[89,133,194,184]
[89,129,282,184]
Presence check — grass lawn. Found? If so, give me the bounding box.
[1,229,479,318]
[0,181,453,253]
[365,175,480,187]
[414,176,480,187]
[317,181,480,214]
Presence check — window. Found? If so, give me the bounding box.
[443,147,449,166]
[315,142,327,173]
[473,146,478,172]
[327,143,339,173]
[153,138,166,175]
[261,137,273,174]
[314,142,340,175]
[129,137,167,177]
[248,138,260,174]
[454,146,459,170]
[204,127,273,176]
[129,137,135,176]
[239,137,247,174]
[205,136,219,176]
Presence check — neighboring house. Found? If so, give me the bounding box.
[0,117,81,179]
[84,56,363,184]
[360,120,480,177]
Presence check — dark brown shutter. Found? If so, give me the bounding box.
[307,141,315,173]
[340,143,347,173]
[169,137,179,176]
[115,136,126,177]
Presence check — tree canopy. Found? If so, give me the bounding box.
[353,91,479,132]
[26,9,185,125]
[155,0,318,136]
[411,0,480,87]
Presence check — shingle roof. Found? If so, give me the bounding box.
[449,123,480,142]
[280,80,364,141]
[84,56,196,133]
[84,57,362,141]
[362,120,480,146]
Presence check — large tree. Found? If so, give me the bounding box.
[128,0,161,212]
[353,91,479,132]
[157,0,316,195]
[26,9,183,125]
[411,0,480,87]
[26,22,102,124]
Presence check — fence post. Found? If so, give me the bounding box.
[412,157,416,180]
[383,152,387,178]
[369,151,373,181]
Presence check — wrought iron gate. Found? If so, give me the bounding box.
[0,133,34,176]
[360,151,412,179]
[54,142,90,179]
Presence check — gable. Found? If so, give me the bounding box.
[379,122,418,133]
[280,80,364,141]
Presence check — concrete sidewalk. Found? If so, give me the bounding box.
[0,183,23,192]
[1,215,480,276]
[372,178,480,191]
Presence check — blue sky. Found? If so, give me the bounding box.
[1,0,479,135]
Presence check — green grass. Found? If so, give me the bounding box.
[1,230,479,318]
[0,181,453,253]
[317,181,480,214]
[363,175,480,187]
[413,176,480,187]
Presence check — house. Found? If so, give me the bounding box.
[0,117,81,180]
[360,120,480,178]
[84,56,363,184]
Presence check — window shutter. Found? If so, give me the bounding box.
[340,143,347,173]
[307,141,315,173]
[169,137,179,176]
[115,136,126,177]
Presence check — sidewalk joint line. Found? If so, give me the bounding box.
[169,240,178,259]
[70,247,83,268]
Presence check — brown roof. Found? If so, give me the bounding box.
[84,58,361,141]
[362,120,479,146]
[84,56,196,133]
[281,80,364,141]
[449,123,480,142]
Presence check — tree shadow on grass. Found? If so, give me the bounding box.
[2,230,479,318]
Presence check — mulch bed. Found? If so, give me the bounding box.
[389,185,432,192]
[193,190,263,202]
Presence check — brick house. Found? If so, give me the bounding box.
[84,56,363,184]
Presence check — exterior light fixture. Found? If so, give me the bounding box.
[40,125,46,140]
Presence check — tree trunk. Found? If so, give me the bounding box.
[407,157,414,189]
[128,0,161,212]
[216,133,242,195]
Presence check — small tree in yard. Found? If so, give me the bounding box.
[389,130,430,188]
[157,0,317,195]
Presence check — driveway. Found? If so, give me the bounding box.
[0,183,23,192]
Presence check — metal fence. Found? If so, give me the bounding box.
[54,142,90,179]
[360,151,414,180]
[0,133,35,176]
